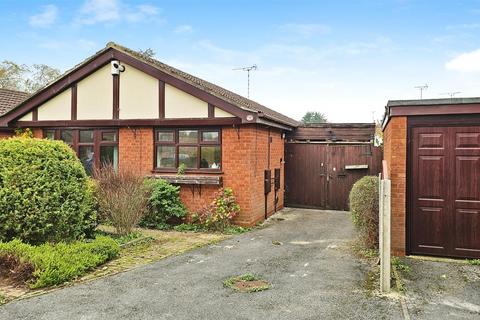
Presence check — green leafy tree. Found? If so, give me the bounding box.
[24,64,61,93]
[301,111,328,124]
[0,61,28,91]
[138,48,156,59]
[0,60,61,93]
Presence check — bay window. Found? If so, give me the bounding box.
[155,128,221,171]
[44,128,118,174]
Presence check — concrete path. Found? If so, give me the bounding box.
[0,208,402,320]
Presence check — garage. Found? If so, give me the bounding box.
[383,98,480,259]
[285,123,382,210]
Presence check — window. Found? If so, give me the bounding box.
[155,128,221,171]
[43,129,118,174]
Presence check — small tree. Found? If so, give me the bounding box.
[93,166,149,235]
[301,111,327,124]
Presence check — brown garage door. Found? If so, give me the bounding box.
[410,126,480,258]
[285,143,382,210]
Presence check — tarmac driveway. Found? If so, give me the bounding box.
[0,208,402,320]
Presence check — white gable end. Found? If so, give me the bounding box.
[119,63,159,119]
[164,83,208,118]
[77,64,112,120]
[37,89,71,121]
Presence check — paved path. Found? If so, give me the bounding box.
[1,208,402,320]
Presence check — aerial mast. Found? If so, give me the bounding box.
[233,65,257,98]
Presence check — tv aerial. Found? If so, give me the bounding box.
[414,84,428,99]
[233,65,257,98]
[440,92,461,98]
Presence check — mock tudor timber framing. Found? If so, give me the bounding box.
[1,47,291,129]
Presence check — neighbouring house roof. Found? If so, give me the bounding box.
[0,42,299,128]
[0,88,30,116]
[382,97,480,130]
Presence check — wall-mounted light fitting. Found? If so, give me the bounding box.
[111,60,125,75]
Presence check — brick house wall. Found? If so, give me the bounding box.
[118,127,154,175]
[0,131,13,139]
[117,124,285,226]
[383,116,407,255]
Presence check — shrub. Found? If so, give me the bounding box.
[193,188,240,232]
[93,165,149,235]
[0,137,97,245]
[0,236,119,288]
[140,179,187,229]
[349,176,379,249]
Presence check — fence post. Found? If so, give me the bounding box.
[379,161,391,293]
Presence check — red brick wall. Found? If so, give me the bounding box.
[118,127,154,175]
[0,131,13,139]
[383,116,407,256]
[117,125,285,226]
[223,125,285,225]
[31,129,43,139]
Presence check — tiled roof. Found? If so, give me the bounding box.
[1,43,299,128]
[0,88,30,116]
[107,43,299,127]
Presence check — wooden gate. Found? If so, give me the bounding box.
[285,123,382,211]
[285,143,382,210]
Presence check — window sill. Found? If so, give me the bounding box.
[151,169,223,175]
[150,173,223,186]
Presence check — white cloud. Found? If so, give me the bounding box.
[278,23,330,37]
[78,0,119,25]
[125,4,160,22]
[76,0,160,25]
[29,5,58,28]
[446,23,480,30]
[446,49,480,72]
[38,38,97,50]
[174,24,193,34]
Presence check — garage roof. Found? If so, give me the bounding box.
[383,97,480,130]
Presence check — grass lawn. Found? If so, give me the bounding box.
[0,226,228,304]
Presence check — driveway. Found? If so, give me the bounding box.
[399,257,480,319]
[0,208,402,320]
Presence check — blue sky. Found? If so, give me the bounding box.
[1,0,480,122]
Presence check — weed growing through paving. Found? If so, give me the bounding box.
[174,223,251,235]
[467,259,480,266]
[392,257,411,273]
[223,273,270,293]
[0,293,7,305]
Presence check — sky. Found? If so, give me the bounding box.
[1,0,480,122]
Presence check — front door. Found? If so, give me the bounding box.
[410,126,480,258]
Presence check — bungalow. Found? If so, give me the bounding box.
[0,42,298,226]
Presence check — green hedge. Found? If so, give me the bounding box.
[0,236,119,288]
[0,137,97,244]
[349,176,379,249]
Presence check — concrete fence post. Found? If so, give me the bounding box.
[379,166,391,293]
